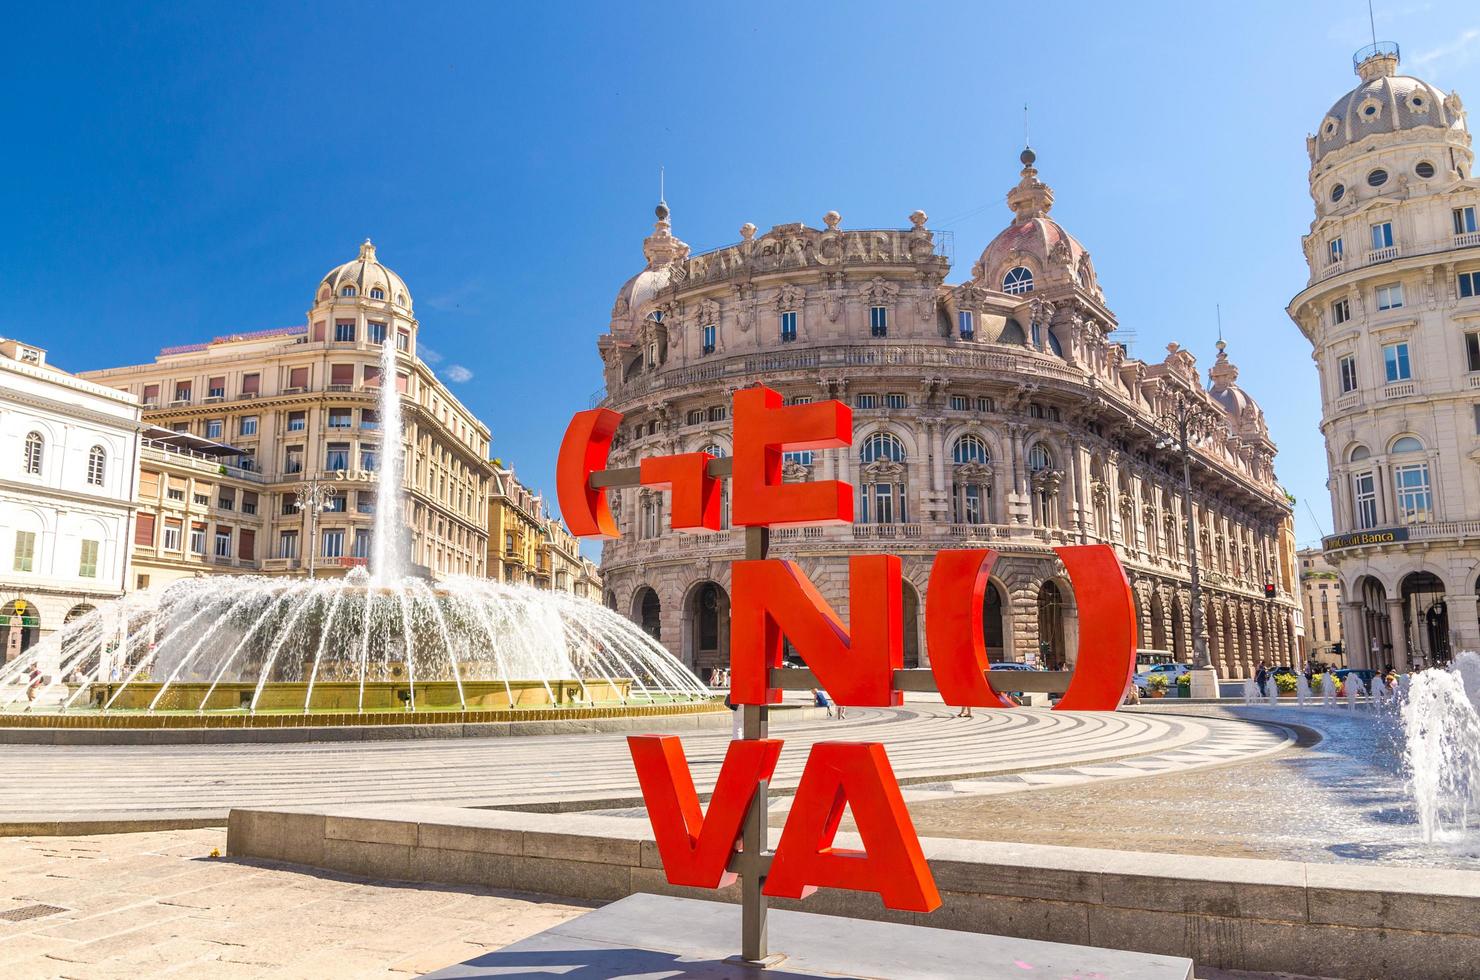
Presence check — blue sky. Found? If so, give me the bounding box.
[4,2,1476,554]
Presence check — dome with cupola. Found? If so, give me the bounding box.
[1310,43,1467,164]
[1207,340,1267,436]
[971,149,1104,303]
[610,201,690,333]
[318,239,412,311]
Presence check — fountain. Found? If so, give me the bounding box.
[1320,672,1337,707]
[1241,677,1257,705]
[1344,674,1361,709]
[1267,675,1279,707]
[1296,673,1311,706]
[0,336,712,722]
[1403,652,1480,843]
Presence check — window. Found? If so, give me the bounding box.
[328,408,352,429]
[788,395,813,405]
[334,321,355,342]
[206,419,223,439]
[325,443,350,470]
[701,324,716,353]
[218,490,234,510]
[163,522,182,551]
[208,377,225,398]
[1416,161,1436,179]
[1002,266,1034,294]
[340,285,356,297]
[1370,222,1394,250]
[396,331,409,351]
[958,310,974,339]
[237,416,258,437]
[1455,207,1478,235]
[278,530,298,560]
[242,492,258,516]
[1352,472,1377,530]
[287,411,307,432]
[1028,444,1052,473]
[1468,334,1480,373]
[699,443,726,458]
[324,495,347,513]
[360,446,378,471]
[976,396,994,412]
[1474,404,1480,434]
[174,383,192,402]
[214,530,231,558]
[86,445,106,486]
[860,432,906,463]
[1376,283,1404,310]
[1459,271,1480,298]
[886,393,907,410]
[782,451,814,466]
[1331,297,1350,324]
[1367,169,1388,188]
[370,287,385,300]
[1328,238,1343,264]
[1393,462,1432,524]
[366,322,387,345]
[950,395,969,411]
[189,525,206,555]
[361,409,379,429]
[708,406,726,422]
[287,367,309,390]
[357,491,375,514]
[23,431,43,475]
[870,306,888,337]
[1330,183,1345,202]
[952,434,989,464]
[1338,354,1358,393]
[1392,436,1424,454]
[241,373,260,396]
[353,528,372,558]
[780,311,797,342]
[142,383,160,405]
[13,530,35,572]
[855,394,878,409]
[1383,342,1411,382]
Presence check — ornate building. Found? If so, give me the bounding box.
[594,155,1300,678]
[1288,42,1476,671]
[82,242,494,582]
[1298,547,1344,665]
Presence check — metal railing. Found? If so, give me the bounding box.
[1310,232,1480,285]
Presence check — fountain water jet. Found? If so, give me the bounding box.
[1404,652,1480,844]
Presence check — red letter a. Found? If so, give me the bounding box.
[763,742,940,913]
[628,735,783,889]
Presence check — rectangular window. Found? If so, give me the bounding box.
[976,396,994,412]
[780,311,797,342]
[1468,334,1480,373]
[782,450,814,466]
[325,443,350,471]
[334,321,356,342]
[13,530,36,572]
[239,529,256,561]
[1332,297,1350,324]
[330,363,354,387]
[957,310,974,339]
[241,373,260,396]
[360,446,378,471]
[1327,238,1343,264]
[163,522,181,551]
[214,530,232,558]
[950,395,969,411]
[174,383,192,402]
[205,419,223,440]
[134,513,156,547]
[855,394,878,409]
[278,530,298,560]
[1455,206,1478,235]
[886,393,907,410]
[328,408,352,428]
[708,406,726,422]
[1459,271,1480,298]
[357,491,375,514]
[321,529,345,559]
[1383,342,1412,382]
[1393,463,1432,523]
[287,411,307,432]
[353,529,372,559]
[284,446,304,475]
[361,409,379,429]
[142,383,160,405]
[189,525,206,555]
[239,416,258,436]
[288,366,309,390]
[686,409,703,425]
[1370,221,1394,250]
[193,492,210,506]
[701,324,716,353]
[217,490,234,511]
[788,395,813,405]
[241,492,258,516]
[366,322,387,345]
[208,376,226,399]
[870,306,888,337]
[396,330,410,352]
[1474,404,1480,434]
[1353,472,1377,530]
[1376,283,1404,310]
[1338,354,1358,393]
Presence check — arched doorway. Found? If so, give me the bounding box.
[1036,581,1066,670]
[983,582,1007,661]
[902,583,921,668]
[1149,590,1167,652]
[1401,572,1449,669]
[1171,599,1187,662]
[684,581,730,674]
[1,599,41,666]
[604,590,618,611]
[1356,576,1391,670]
[632,587,661,641]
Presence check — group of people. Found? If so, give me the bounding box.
[1251,659,1402,697]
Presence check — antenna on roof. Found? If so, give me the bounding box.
[1216,303,1224,343]
[1367,0,1377,47]
[1023,103,1030,148]
[659,165,666,206]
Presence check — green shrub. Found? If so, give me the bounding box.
[1275,672,1297,693]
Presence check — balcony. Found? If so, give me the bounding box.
[1382,380,1416,399]
[1457,232,1480,249]
[1366,245,1400,264]
[1308,232,1480,287]
[1334,390,1362,411]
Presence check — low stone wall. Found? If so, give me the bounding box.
[227,803,1480,979]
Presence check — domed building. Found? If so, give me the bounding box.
[595,156,1301,679]
[82,241,496,586]
[1289,42,1477,671]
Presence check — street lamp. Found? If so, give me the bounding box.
[1156,386,1222,698]
[294,478,339,579]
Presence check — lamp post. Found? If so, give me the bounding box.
[1156,388,1221,699]
[294,479,339,579]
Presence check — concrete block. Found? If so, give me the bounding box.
[1305,862,1480,936]
[324,814,417,847]
[417,818,523,857]
[930,856,1102,904]
[408,846,525,888]
[522,830,641,869]
[227,808,326,868]
[322,838,414,881]
[1100,870,1306,922]
[928,892,1092,947]
[495,855,634,902]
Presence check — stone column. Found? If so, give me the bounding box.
[1386,597,1409,669]
[1340,600,1368,669]
[1447,591,1480,658]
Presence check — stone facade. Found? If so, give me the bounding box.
[1298,547,1344,665]
[486,465,600,597]
[1288,43,1477,670]
[0,338,142,660]
[595,157,1300,679]
[81,242,494,582]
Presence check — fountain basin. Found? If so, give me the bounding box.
[84,678,634,712]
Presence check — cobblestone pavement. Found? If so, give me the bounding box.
[0,829,588,979]
[0,700,1294,829]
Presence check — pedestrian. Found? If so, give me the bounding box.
[25,666,44,706]
[955,701,973,719]
[836,700,846,721]
[1255,660,1269,698]
[725,693,744,740]
[811,688,833,718]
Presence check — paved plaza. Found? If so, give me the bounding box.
[0,829,587,980]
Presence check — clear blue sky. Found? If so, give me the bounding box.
[5,2,1476,554]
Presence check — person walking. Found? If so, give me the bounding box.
[955,701,973,719]
[1255,660,1269,698]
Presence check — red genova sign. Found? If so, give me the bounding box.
[558,384,1137,913]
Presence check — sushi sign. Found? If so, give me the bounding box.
[558,384,1137,920]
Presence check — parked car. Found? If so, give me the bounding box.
[987,662,1036,671]
[1133,663,1189,693]
[1333,668,1378,689]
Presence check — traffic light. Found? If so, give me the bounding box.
[1263,583,1276,600]
[1332,642,1343,656]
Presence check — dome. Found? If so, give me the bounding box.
[1311,46,1465,164]
[610,201,689,330]
[318,240,412,311]
[971,151,1101,300]
[1207,341,1264,428]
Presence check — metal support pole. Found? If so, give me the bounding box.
[1180,413,1210,668]
[740,524,770,964]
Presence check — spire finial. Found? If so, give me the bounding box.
[654,166,670,224]
[1216,303,1224,345]
[1023,103,1030,150]
[659,165,665,207]
[1368,0,1378,47]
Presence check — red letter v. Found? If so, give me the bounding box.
[628,735,783,889]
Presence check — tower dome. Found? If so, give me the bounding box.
[971,150,1103,302]
[1206,340,1266,436]
[1310,42,1467,164]
[318,239,412,312]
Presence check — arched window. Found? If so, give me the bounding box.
[860,432,906,463]
[87,446,106,486]
[951,435,992,524]
[1028,444,1052,472]
[340,285,357,297]
[951,434,989,464]
[1391,436,1424,454]
[1003,267,1034,295]
[699,444,726,458]
[23,432,43,475]
[1027,444,1057,526]
[370,287,385,300]
[1351,445,1377,529]
[1349,445,1371,462]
